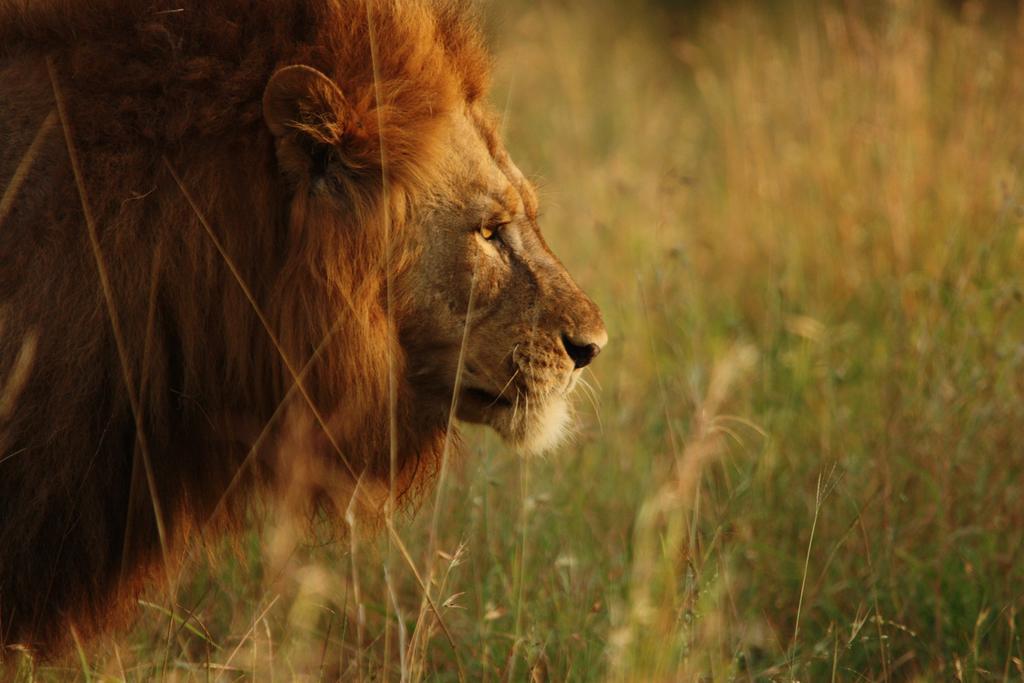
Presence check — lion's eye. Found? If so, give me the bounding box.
[479,221,508,241]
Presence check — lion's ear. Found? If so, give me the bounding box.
[263,65,380,185]
[263,65,350,143]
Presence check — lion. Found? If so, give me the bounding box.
[0,0,606,659]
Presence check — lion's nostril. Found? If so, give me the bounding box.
[561,334,601,369]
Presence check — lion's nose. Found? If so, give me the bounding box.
[561,331,606,369]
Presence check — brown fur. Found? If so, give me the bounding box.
[0,0,491,657]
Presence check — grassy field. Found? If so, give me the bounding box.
[21,0,1024,680]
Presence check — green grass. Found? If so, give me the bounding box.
[19,0,1024,680]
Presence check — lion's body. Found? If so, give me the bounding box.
[0,0,607,660]
[0,0,489,655]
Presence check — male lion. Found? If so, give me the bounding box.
[0,0,606,658]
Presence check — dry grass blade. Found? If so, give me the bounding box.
[138,599,219,648]
[384,566,410,683]
[208,319,346,522]
[0,109,57,230]
[344,480,367,683]
[428,269,477,547]
[364,6,405,676]
[361,0,401,521]
[47,57,172,577]
[161,156,364,487]
[386,521,466,683]
[406,269,477,679]
[788,467,828,674]
[215,595,280,680]
[0,330,37,423]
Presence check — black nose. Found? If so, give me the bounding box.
[561,334,601,369]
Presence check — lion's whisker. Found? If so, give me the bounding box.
[504,343,520,367]
[487,368,521,409]
[583,366,604,392]
[511,388,521,425]
[576,376,604,433]
[577,375,601,407]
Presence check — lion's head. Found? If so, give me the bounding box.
[400,106,607,453]
[261,61,607,457]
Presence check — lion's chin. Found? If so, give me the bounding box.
[456,390,573,456]
[511,397,573,455]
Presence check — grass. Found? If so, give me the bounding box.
[15,0,1024,680]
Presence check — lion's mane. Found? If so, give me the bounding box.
[0,0,488,656]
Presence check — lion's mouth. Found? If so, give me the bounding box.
[453,380,574,455]
[459,386,514,411]
[454,383,517,427]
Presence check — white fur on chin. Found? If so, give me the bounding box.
[516,397,573,456]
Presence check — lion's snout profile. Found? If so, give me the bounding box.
[0,0,606,659]
[558,280,608,369]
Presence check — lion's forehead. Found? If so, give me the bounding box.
[454,112,536,220]
[438,107,536,221]
[459,105,534,215]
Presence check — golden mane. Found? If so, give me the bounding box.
[0,0,490,656]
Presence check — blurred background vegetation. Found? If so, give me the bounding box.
[27,0,1024,680]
